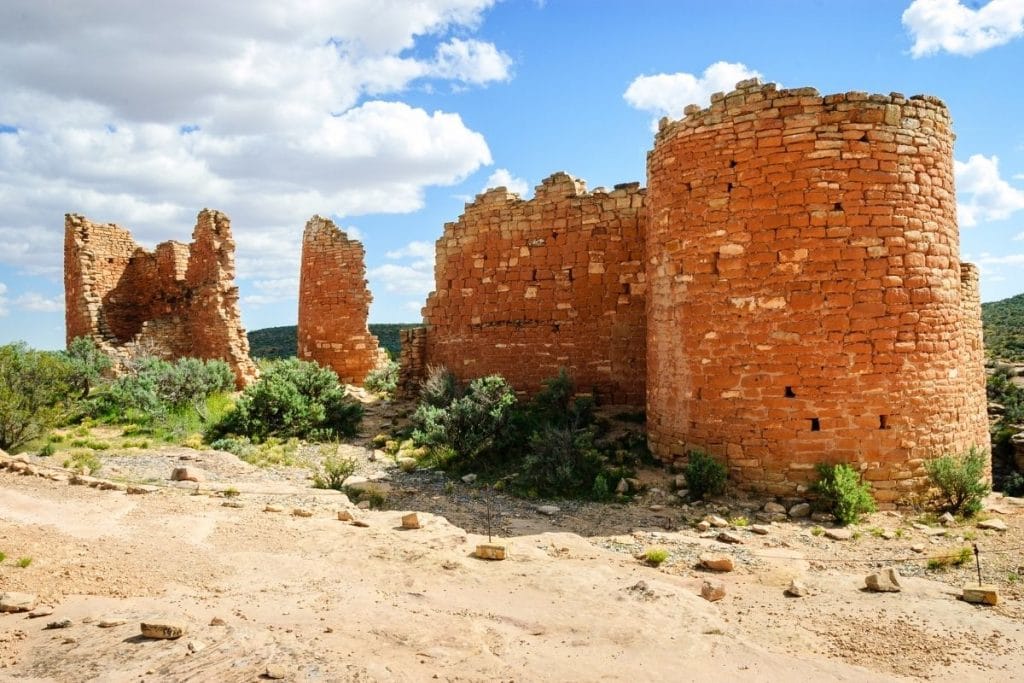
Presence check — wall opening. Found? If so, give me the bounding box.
[809,417,821,432]
[879,415,889,430]
[784,386,796,398]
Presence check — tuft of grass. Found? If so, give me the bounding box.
[222,487,240,498]
[870,527,885,538]
[644,548,669,566]
[16,557,32,568]
[810,526,824,537]
[39,442,56,457]
[729,515,749,527]
[85,439,110,450]
[894,527,906,539]
[0,551,6,563]
[312,454,357,491]
[63,449,101,474]
[927,547,973,571]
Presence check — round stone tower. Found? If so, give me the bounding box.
[645,79,989,501]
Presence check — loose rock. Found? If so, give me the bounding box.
[978,518,1008,531]
[700,580,726,602]
[788,503,811,518]
[292,508,314,518]
[536,505,560,516]
[716,531,743,545]
[98,618,126,628]
[785,579,809,597]
[763,501,786,514]
[695,520,711,532]
[44,620,72,630]
[337,510,353,521]
[265,664,288,680]
[699,554,734,572]
[170,467,204,483]
[706,515,729,528]
[401,512,421,529]
[824,528,852,541]
[27,605,54,618]
[0,592,37,613]
[264,505,283,513]
[865,567,902,593]
[751,524,770,535]
[140,621,186,639]
[461,474,477,484]
[939,512,956,526]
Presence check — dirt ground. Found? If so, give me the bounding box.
[2,406,1024,681]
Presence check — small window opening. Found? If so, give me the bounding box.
[809,417,821,432]
[729,159,737,168]
[727,182,733,194]
[695,387,702,400]
[567,268,574,282]
[784,386,796,398]
[879,415,889,430]
[833,202,843,211]
[531,269,538,280]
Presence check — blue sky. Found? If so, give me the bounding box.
[1,0,1023,349]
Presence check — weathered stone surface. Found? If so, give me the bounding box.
[706,515,729,528]
[0,592,37,613]
[785,579,809,597]
[700,580,726,602]
[264,505,284,513]
[297,216,385,385]
[750,524,770,535]
[401,512,420,529]
[336,510,353,521]
[140,621,186,639]
[407,172,647,405]
[475,543,506,560]
[978,518,1008,531]
[938,512,956,526]
[126,484,158,495]
[716,531,743,545]
[962,585,999,605]
[865,567,902,592]
[536,505,560,516]
[64,210,257,387]
[699,554,735,572]
[824,528,853,541]
[292,508,314,518]
[763,502,786,514]
[644,82,989,499]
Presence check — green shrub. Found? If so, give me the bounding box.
[16,557,32,568]
[925,448,990,516]
[210,359,362,441]
[0,343,76,451]
[644,548,669,566]
[0,551,5,563]
[927,547,973,570]
[591,473,611,501]
[39,442,56,457]
[312,455,357,491]
[1003,471,1024,498]
[412,375,516,466]
[364,360,399,396]
[63,337,113,398]
[684,450,728,500]
[209,436,300,467]
[517,425,604,498]
[92,356,234,420]
[813,463,876,525]
[419,365,457,408]
[63,449,101,474]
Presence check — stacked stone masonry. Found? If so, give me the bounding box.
[64,210,257,387]
[298,216,385,385]
[419,172,647,404]
[645,79,989,498]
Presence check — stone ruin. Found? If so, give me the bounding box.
[64,209,257,387]
[400,79,990,499]
[297,216,385,384]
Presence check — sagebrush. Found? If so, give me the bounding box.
[813,463,876,525]
[684,450,727,500]
[925,448,990,516]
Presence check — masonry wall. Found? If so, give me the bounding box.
[64,210,257,387]
[297,216,384,385]
[420,172,647,403]
[645,78,990,500]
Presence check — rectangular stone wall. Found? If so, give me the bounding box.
[420,172,647,404]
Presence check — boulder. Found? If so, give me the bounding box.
[938,512,956,526]
[140,620,186,639]
[785,579,809,597]
[536,505,560,516]
[705,515,729,528]
[865,567,902,593]
[763,501,786,514]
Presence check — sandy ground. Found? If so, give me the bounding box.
[2,437,1024,681]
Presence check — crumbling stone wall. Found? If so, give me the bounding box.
[645,79,989,499]
[419,172,647,403]
[297,216,384,385]
[64,209,257,387]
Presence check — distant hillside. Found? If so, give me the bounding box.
[983,292,1024,363]
[247,324,419,360]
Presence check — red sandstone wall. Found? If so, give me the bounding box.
[64,210,257,387]
[645,79,989,500]
[297,216,383,385]
[421,172,647,404]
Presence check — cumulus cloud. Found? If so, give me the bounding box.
[0,282,8,316]
[370,239,437,314]
[0,1,507,289]
[624,62,762,123]
[955,154,1024,227]
[484,168,529,197]
[903,0,1024,57]
[14,291,63,313]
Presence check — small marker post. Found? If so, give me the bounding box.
[963,542,998,605]
[973,542,981,586]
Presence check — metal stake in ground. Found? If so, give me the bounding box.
[973,543,982,586]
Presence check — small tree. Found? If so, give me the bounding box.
[64,336,113,398]
[925,448,990,516]
[0,343,75,451]
[684,450,728,500]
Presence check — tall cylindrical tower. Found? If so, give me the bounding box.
[645,79,989,501]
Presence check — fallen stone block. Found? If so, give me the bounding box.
[700,580,726,602]
[865,567,902,593]
[140,620,186,639]
[0,592,37,613]
[962,585,999,605]
[475,544,506,560]
[699,554,734,572]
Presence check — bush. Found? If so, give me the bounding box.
[925,448,990,516]
[63,337,112,398]
[1003,471,1024,498]
[684,450,727,500]
[93,356,234,420]
[210,358,362,441]
[419,365,457,408]
[63,449,101,475]
[644,548,669,566]
[412,375,516,466]
[364,360,399,396]
[0,343,75,451]
[517,425,604,498]
[312,455,357,491]
[813,463,876,525]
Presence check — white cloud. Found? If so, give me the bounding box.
[0,1,506,289]
[955,154,1024,227]
[1014,232,1024,240]
[385,241,435,262]
[974,253,1024,266]
[370,239,437,299]
[623,62,762,123]
[0,282,8,316]
[484,168,529,196]
[903,0,1024,57]
[14,291,63,313]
